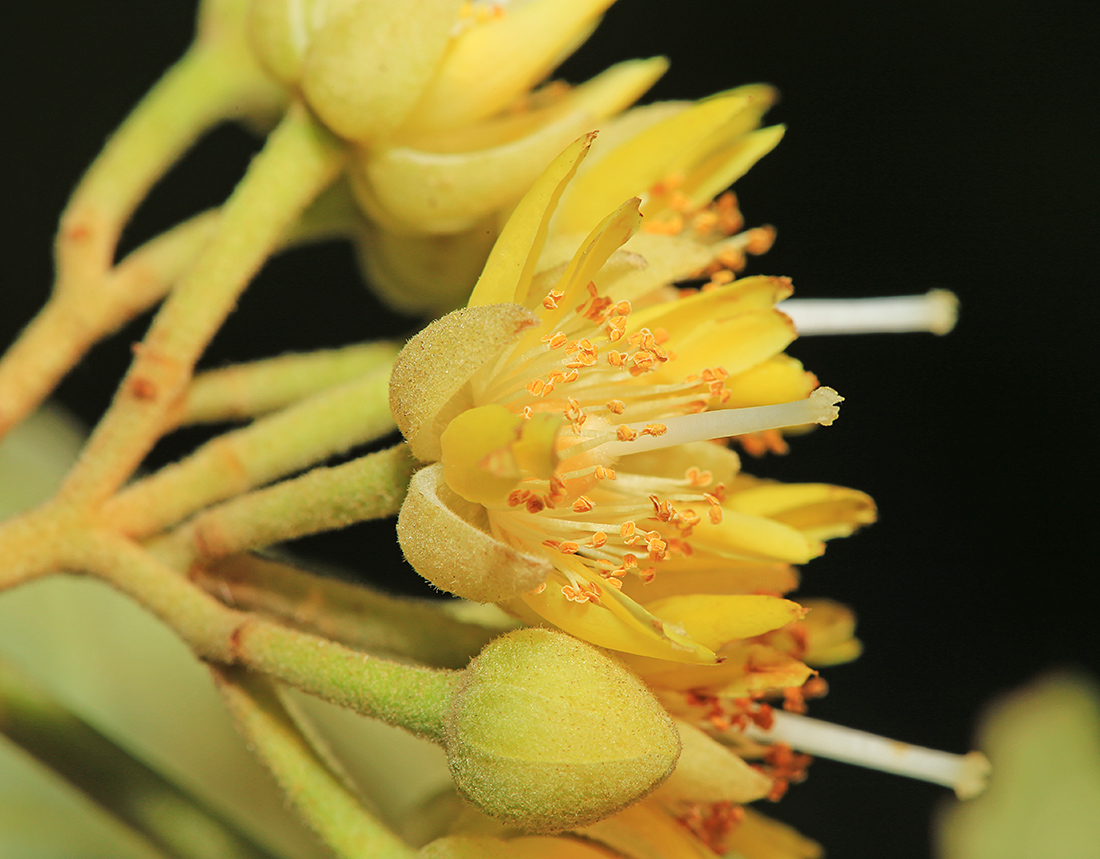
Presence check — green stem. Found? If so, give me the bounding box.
[0,210,220,442]
[198,555,505,670]
[55,41,281,295]
[105,365,398,539]
[179,342,401,426]
[148,444,416,567]
[59,103,345,508]
[212,667,417,859]
[0,658,279,859]
[77,529,456,743]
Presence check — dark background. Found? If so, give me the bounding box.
[4,2,1097,856]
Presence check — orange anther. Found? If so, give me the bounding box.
[572,496,594,513]
[542,289,564,310]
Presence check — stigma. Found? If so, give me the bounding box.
[742,710,990,798]
[779,290,958,336]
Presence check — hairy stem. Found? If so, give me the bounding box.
[77,529,456,742]
[55,40,280,301]
[59,104,345,507]
[0,210,220,441]
[148,445,416,567]
[212,667,417,859]
[199,555,505,669]
[179,342,401,426]
[105,366,398,540]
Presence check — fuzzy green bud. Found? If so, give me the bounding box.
[443,628,680,832]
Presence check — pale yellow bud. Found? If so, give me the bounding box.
[301,0,463,141]
[247,0,361,85]
[444,629,681,831]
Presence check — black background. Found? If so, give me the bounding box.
[4,2,1098,856]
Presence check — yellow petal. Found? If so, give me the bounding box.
[724,808,823,859]
[469,134,593,308]
[722,354,818,410]
[724,481,877,541]
[513,573,719,664]
[439,404,561,505]
[620,560,798,604]
[401,57,666,156]
[681,123,786,210]
[552,197,644,309]
[580,800,720,859]
[688,509,824,564]
[580,231,718,302]
[397,463,553,602]
[625,644,813,698]
[555,85,776,235]
[420,835,614,859]
[643,594,805,651]
[404,0,619,133]
[655,308,796,381]
[653,720,774,805]
[511,197,643,353]
[440,404,528,505]
[799,599,863,667]
[628,274,794,332]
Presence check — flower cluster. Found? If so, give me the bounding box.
[393,137,873,676]
[0,3,986,858]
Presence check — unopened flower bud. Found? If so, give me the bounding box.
[301,0,461,141]
[444,629,681,831]
[248,0,359,85]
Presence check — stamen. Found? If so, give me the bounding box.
[779,290,958,336]
[743,710,990,798]
[594,388,842,458]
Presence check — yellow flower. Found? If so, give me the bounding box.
[249,0,675,311]
[392,136,875,666]
[249,1,786,313]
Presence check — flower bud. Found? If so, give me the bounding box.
[444,629,681,831]
[247,0,361,85]
[301,0,462,141]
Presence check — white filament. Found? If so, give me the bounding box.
[597,387,842,459]
[780,290,958,336]
[744,710,990,799]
